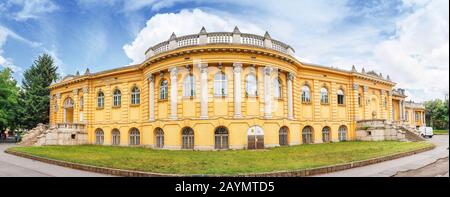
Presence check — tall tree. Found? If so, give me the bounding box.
[19,54,59,129]
[424,98,449,130]
[0,67,19,132]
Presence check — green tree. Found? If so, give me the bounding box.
[424,98,449,130]
[18,54,59,129]
[0,67,19,132]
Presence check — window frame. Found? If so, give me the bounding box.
[159,79,169,100]
[129,128,140,145]
[301,85,311,103]
[338,125,347,141]
[113,89,121,107]
[273,78,282,99]
[131,86,140,105]
[337,89,345,105]
[214,72,228,97]
[322,127,330,143]
[95,129,104,145]
[183,74,196,98]
[320,87,329,104]
[245,74,258,97]
[97,91,105,109]
[111,129,120,145]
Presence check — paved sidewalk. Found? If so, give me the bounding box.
[0,144,110,177]
[314,135,449,177]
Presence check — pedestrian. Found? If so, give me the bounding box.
[15,132,19,143]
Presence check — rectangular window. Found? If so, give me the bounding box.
[338,95,345,105]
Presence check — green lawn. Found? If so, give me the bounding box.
[9,141,433,175]
[433,129,449,135]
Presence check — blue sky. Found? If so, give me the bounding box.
[0,0,448,102]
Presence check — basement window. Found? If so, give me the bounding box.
[71,134,76,139]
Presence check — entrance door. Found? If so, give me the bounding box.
[247,126,264,149]
[64,97,74,123]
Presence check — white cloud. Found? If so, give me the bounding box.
[123,9,264,64]
[76,0,180,12]
[4,0,59,21]
[0,25,42,72]
[372,0,449,102]
[0,26,20,72]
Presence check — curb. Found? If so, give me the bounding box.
[5,145,435,177]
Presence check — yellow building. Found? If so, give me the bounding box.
[49,27,425,150]
[405,101,426,129]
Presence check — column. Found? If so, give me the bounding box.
[380,90,386,119]
[199,63,208,119]
[264,66,273,118]
[287,72,294,119]
[363,86,370,120]
[72,89,78,123]
[169,67,178,120]
[82,86,89,123]
[423,112,426,126]
[388,91,393,122]
[148,75,155,121]
[400,100,404,121]
[352,84,359,121]
[233,63,242,118]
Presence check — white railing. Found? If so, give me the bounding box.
[153,42,169,54]
[177,35,199,47]
[272,40,288,53]
[145,30,294,57]
[241,34,264,47]
[56,123,86,130]
[208,33,232,44]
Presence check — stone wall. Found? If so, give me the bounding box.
[356,119,406,141]
[20,124,88,146]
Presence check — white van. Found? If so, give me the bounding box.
[418,127,433,138]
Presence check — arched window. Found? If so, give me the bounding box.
[113,89,121,107]
[338,125,347,141]
[129,128,140,145]
[274,78,282,99]
[214,72,227,97]
[214,126,229,149]
[358,93,362,106]
[183,75,195,97]
[160,79,168,100]
[301,85,311,103]
[131,86,140,105]
[302,126,313,144]
[246,74,257,96]
[95,129,104,145]
[79,96,84,109]
[111,129,120,145]
[181,127,194,149]
[320,87,329,104]
[64,97,74,108]
[97,91,104,108]
[322,127,330,143]
[337,89,345,105]
[279,126,289,146]
[155,128,164,148]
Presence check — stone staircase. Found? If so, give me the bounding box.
[399,126,425,142]
[356,119,425,142]
[19,123,88,146]
[19,123,48,146]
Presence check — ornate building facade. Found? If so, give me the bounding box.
[49,27,425,150]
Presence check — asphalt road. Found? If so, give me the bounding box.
[0,144,109,177]
[315,135,449,177]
